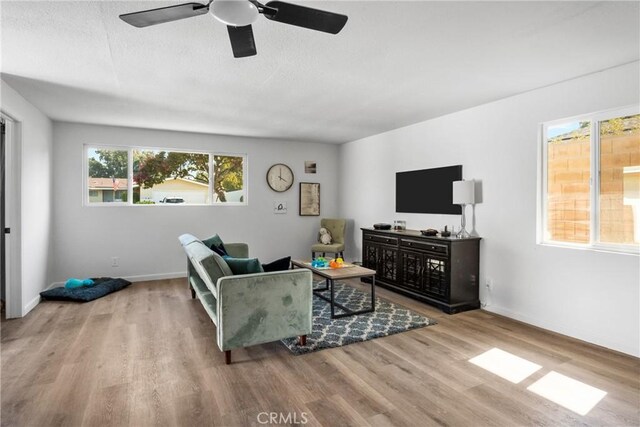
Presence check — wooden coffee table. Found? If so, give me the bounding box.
[291,260,377,319]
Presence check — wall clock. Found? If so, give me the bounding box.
[266,163,294,192]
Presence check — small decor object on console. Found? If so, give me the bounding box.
[441,226,451,237]
[421,229,439,236]
[393,220,406,230]
[319,227,333,244]
[373,223,392,230]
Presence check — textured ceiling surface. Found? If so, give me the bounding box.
[1,1,639,144]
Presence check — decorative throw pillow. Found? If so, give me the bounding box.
[262,256,291,272]
[222,256,264,275]
[202,234,228,256]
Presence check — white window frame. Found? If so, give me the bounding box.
[84,145,248,207]
[539,105,640,255]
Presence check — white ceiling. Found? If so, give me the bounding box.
[1,1,639,144]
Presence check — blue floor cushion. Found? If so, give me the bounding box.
[40,277,131,302]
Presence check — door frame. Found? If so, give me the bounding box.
[1,113,22,318]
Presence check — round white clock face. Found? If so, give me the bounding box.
[267,164,294,192]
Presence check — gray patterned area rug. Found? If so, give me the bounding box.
[281,281,436,355]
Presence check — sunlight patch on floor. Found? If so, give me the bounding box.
[527,371,607,416]
[469,347,542,384]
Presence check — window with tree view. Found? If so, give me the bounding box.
[88,148,129,204]
[86,147,246,206]
[133,150,209,204]
[213,155,245,204]
[542,108,639,252]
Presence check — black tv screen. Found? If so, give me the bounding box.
[396,165,462,214]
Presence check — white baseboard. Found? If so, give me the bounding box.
[484,304,639,358]
[23,295,41,316]
[23,281,59,316]
[483,304,538,328]
[124,271,187,282]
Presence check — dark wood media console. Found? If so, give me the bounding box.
[361,228,481,314]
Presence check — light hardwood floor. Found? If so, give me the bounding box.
[1,278,639,426]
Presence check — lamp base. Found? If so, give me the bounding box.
[456,228,471,239]
[457,204,470,238]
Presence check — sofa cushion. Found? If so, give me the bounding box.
[202,234,228,256]
[262,256,291,272]
[223,256,264,275]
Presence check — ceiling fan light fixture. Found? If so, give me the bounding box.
[210,0,259,27]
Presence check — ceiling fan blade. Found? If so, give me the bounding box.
[120,3,209,28]
[227,25,257,58]
[263,1,347,34]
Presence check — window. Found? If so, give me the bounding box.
[541,107,640,253]
[85,146,247,206]
[213,155,245,204]
[133,149,210,205]
[87,148,129,204]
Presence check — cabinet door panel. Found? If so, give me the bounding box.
[399,250,424,292]
[423,256,449,300]
[378,246,397,283]
[363,242,378,271]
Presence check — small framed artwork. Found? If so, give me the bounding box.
[299,182,320,216]
[274,201,287,214]
[305,161,317,174]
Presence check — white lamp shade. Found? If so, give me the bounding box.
[452,180,475,205]
[210,0,259,26]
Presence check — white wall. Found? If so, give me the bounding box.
[339,62,640,357]
[1,79,53,315]
[51,122,339,283]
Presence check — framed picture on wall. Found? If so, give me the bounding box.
[299,182,320,216]
[305,161,317,173]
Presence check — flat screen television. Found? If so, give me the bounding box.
[396,165,462,214]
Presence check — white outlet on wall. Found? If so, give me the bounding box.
[111,257,119,267]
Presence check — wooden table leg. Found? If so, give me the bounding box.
[298,335,307,346]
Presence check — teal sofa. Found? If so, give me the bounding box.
[178,234,312,364]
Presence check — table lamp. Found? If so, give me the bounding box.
[452,180,475,238]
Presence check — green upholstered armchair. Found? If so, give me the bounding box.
[311,218,346,259]
[179,234,312,364]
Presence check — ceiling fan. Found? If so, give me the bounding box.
[119,0,348,58]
